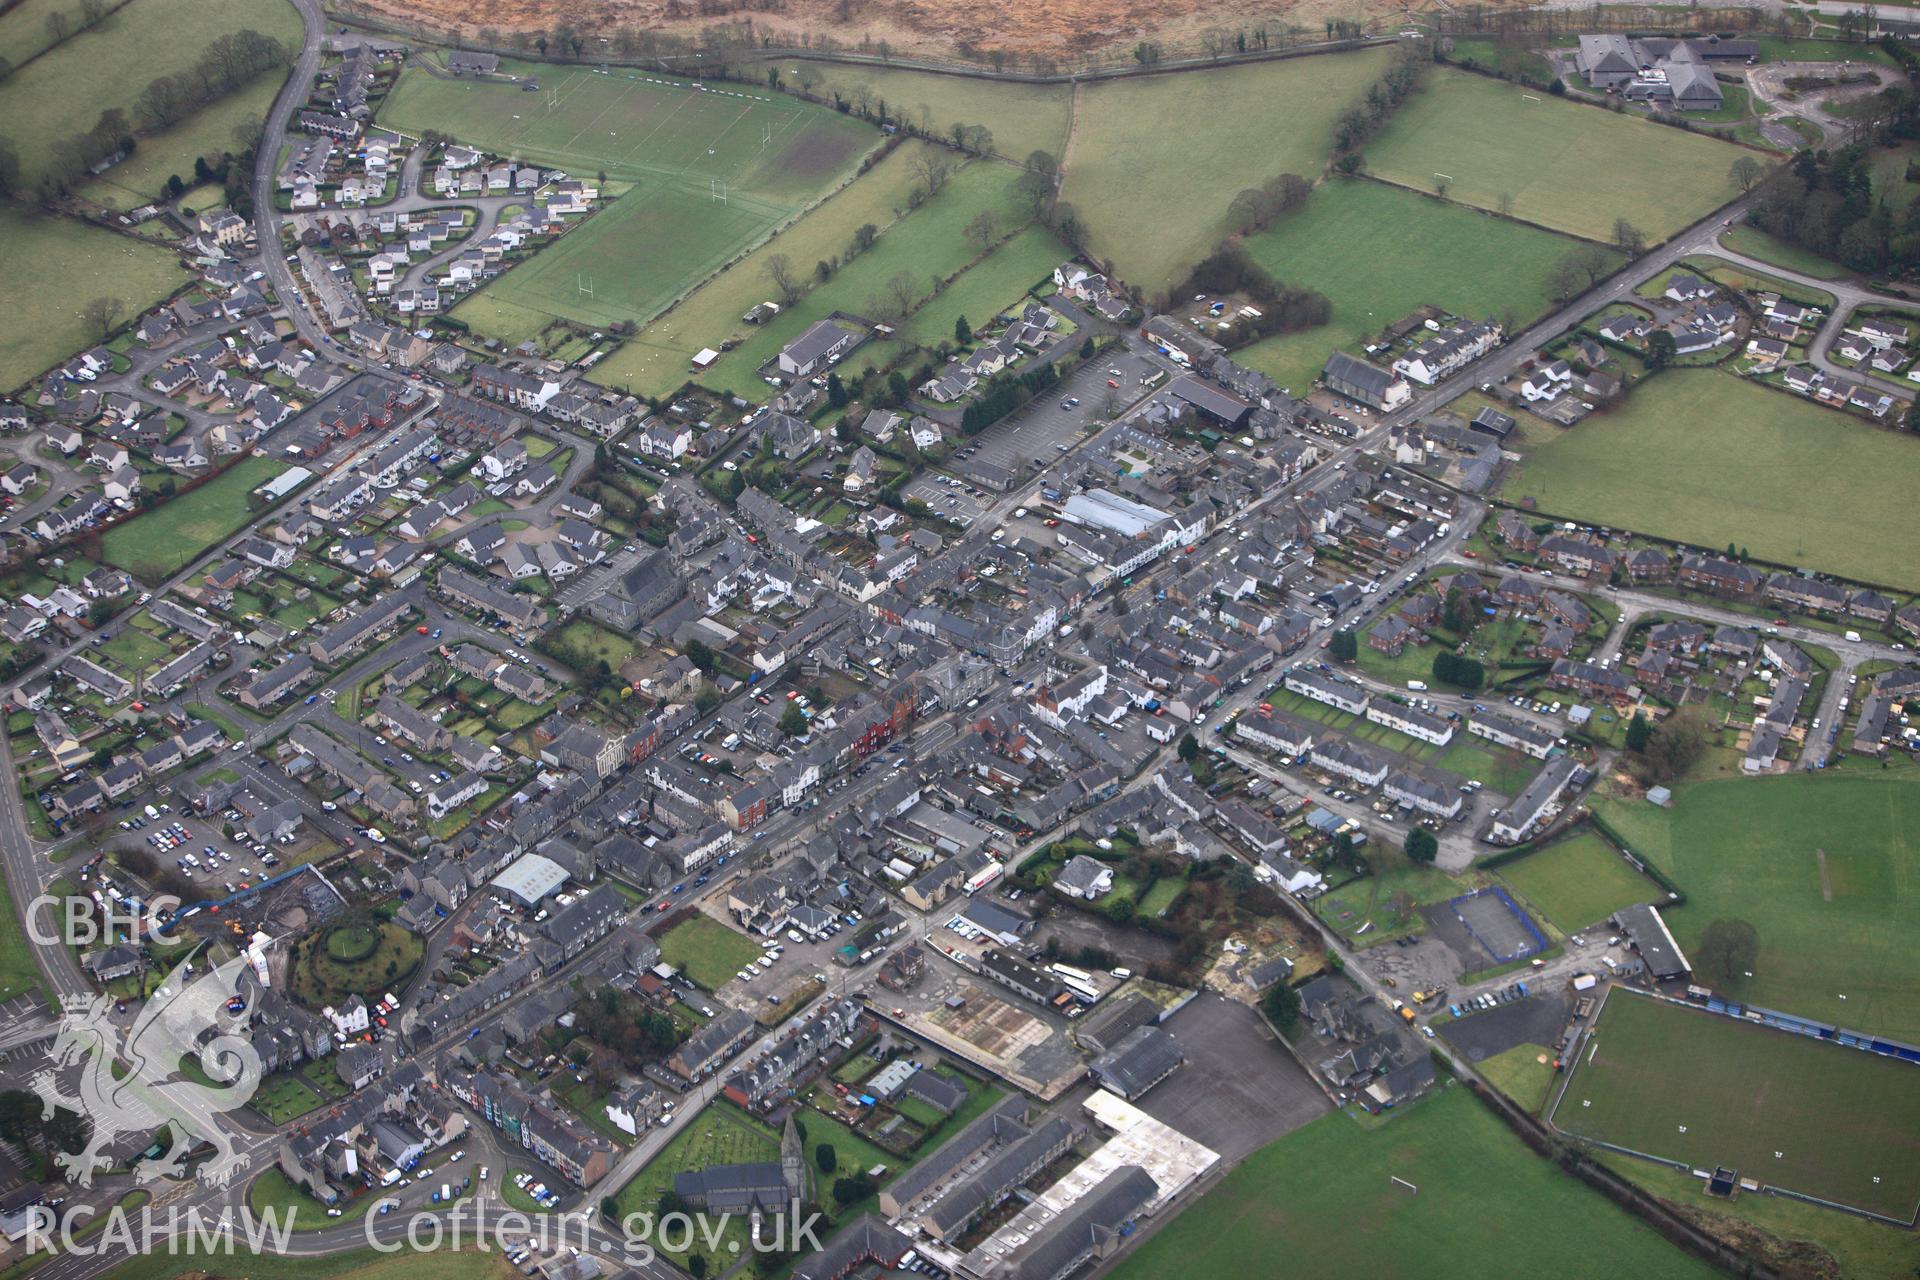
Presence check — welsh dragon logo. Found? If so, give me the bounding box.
[30,950,262,1187]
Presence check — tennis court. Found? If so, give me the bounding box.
[1449,887,1549,964]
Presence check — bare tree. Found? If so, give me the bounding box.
[230,114,265,155]
[884,270,918,319]
[911,150,953,197]
[45,10,71,45]
[1545,256,1582,302]
[1497,190,1514,217]
[1611,218,1645,256]
[964,208,1000,252]
[79,0,107,28]
[1015,150,1058,219]
[1729,155,1763,193]
[764,253,801,306]
[80,296,124,342]
[1435,175,1452,199]
[793,63,822,94]
[1573,244,1615,286]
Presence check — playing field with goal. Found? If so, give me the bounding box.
[1550,988,1920,1223]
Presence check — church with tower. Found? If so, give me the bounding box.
[673,1114,810,1213]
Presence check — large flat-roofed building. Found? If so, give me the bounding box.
[970,1165,1158,1280]
[1059,488,1171,539]
[958,1090,1218,1280]
[489,852,569,908]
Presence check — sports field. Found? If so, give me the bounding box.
[762,59,1072,162]
[1235,178,1610,396]
[101,456,291,581]
[1364,70,1753,242]
[1552,990,1920,1222]
[1595,773,1920,1042]
[1503,369,1920,589]
[0,0,300,188]
[1110,1085,1723,1280]
[0,208,188,393]
[1059,48,1390,293]
[1498,830,1659,934]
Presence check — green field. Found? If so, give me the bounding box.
[1498,830,1660,933]
[1059,49,1390,292]
[1236,179,1611,395]
[83,68,287,209]
[99,1247,521,1280]
[762,60,1072,162]
[1591,1150,1920,1280]
[453,179,786,344]
[596,137,943,395]
[289,921,422,1010]
[1553,990,1920,1222]
[1110,1085,1722,1280]
[1434,736,1539,797]
[1365,69,1753,242]
[0,865,47,1008]
[0,207,188,392]
[1504,369,1920,590]
[0,0,98,63]
[380,61,874,198]
[1475,1042,1558,1113]
[623,155,1027,400]
[252,1070,325,1125]
[386,60,877,346]
[101,456,290,581]
[1595,773,1920,1041]
[0,0,300,189]
[1313,865,1468,946]
[898,221,1068,346]
[1719,223,1851,280]
[656,913,762,989]
[248,1168,377,1232]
